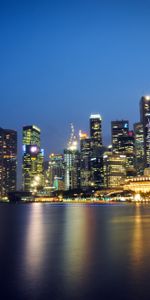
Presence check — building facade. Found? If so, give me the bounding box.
[89,114,103,189]
[80,132,92,190]
[64,149,80,190]
[64,124,80,191]
[111,120,129,153]
[22,125,44,192]
[90,114,102,149]
[140,96,150,167]
[118,131,135,176]
[45,153,64,189]
[134,122,144,175]
[0,128,17,197]
[103,152,126,188]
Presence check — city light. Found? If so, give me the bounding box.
[2,96,150,202]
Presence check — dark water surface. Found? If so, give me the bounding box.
[0,203,150,300]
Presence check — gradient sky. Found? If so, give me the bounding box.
[1,0,150,158]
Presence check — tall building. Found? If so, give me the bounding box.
[118,131,135,176]
[90,149,104,189]
[134,122,144,175]
[140,96,150,167]
[90,114,102,149]
[111,120,129,153]
[103,152,126,188]
[22,125,44,192]
[46,153,64,188]
[64,124,80,190]
[80,131,92,190]
[64,149,80,190]
[89,114,104,189]
[0,128,17,197]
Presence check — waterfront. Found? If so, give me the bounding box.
[0,203,150,299]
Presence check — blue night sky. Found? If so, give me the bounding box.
[1,0,150,157]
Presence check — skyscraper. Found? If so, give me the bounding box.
[140,96,150,167]
[64,124,80,191]
[22,125,44,192]
[0,128,17,197]
[90,114,102,149]
[118,131,135,176]
[111,120,129,153]
[46,153,64,188]
[89,114,104,189]
[134,122,144,175]
[80,131,92,190]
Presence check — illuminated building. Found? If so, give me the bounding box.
[111,120,129,153]
[22,125,44,192]
[53,176,64,191]
[80,131,92,190]
[80,129,105,190]
[90,147,105,189]
[0,128,17,197]
[64,124,80,190]
[103,152,126,188]
[45,153,64,189]
[90,114,102,149]
[124,176,150,195]
[134,122,144,175]
[89,114,104,189]
[118,131,136,177]
[140,96,150,167]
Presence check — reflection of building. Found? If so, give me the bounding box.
[0,128,17,197]
[103,152,126,188]
[134,122,144,175]
[140,96,150,167]
[90,114,102,149]
[22,125,44,192]
[111,120,129,153]
[64,124,80,190]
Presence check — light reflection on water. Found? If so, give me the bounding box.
[62,206,95,289]
[25,204,45,280]
[1,203,150,299]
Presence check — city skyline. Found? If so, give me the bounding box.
[1,96,147,153]
[0,94,147,192]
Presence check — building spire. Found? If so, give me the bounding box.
[67,123,78,151]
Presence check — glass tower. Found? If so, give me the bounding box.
[22,125,44,192]
[111,120,129,153]
[90,114,102,149]
[64,124,80,191]
[134,122,144,175]
[80,132,92,190]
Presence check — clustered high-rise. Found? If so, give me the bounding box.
[1,96,150,198]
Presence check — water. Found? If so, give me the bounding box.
[0,203,150,300]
